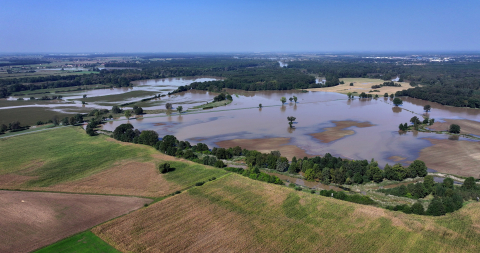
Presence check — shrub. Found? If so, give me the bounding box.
[158,163,171,174]
[195,181,205,186]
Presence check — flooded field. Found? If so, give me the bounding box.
[100,88,480,177]
[3,76,480,177]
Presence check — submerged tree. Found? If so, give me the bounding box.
[177,105,183,114]
[289,97,293,103]
[424,104,431,112]
[281,97,287,104]
[293,96,298,103]
[287,116,296,128]
[165,103,173,110]
[259,103,262,108]
[393,97,403,106]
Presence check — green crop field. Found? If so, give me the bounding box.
[0,127,154,187]
[94,173,480,252]
[34,231,120,253]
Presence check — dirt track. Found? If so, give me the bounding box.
[0,190,151,253]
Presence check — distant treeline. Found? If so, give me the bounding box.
[0,59,51,67]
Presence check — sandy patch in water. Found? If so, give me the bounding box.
[306,78,412,95]
[216,137,314,160]
[419,138,480,178]
[309,121,374,143]
[429,119,480,136]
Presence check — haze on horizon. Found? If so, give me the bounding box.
[1,0,479,53]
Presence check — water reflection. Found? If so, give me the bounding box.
[392,107,402,113]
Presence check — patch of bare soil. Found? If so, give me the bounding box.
[93,193,256,253]
[306,78,412,95]
[0,160,44,189]
[216,137,315,160]
[388,156,407,162]
[419,138,480,177]
[41,161,180,197]
[0,190,151,253]
[429,119,480,136]
[309,121,374,143]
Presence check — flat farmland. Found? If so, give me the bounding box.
[93,173,480,252]
[0,190,151,253]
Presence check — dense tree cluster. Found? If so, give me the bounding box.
[380,175,478,216]
[371,81,402,89]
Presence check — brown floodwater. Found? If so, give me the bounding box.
[100,88,480,176]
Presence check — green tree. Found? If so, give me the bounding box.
[259,103,262,108]
[124,110,131,120]
[424,104,431,112]
[347,92,352,99]
[177,106,183,114]
[289,97,293,102]
[408,160,428,178]
[305,168,315,181]
[426,197,446,216]
[390,94,394,98]
[463,177,477,190]
[165,103,173,110]
[276,157,289,172]
[69,116,76,126]
[449,124,460,134]
[138,130,159,146]
[281,97,287,104]
[424,175,435,193]
[293,96,298,103]
[393,97,403,106]
[411,201,425,215]
[443,178,454,189]
[287,116,296,128]
[384,93,388,97]
[322,167,331,184]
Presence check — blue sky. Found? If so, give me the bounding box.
[1,0,479,53]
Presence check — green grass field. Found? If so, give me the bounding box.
[34,231,120,253]
[0,127,154,187]
[163,161,228,188]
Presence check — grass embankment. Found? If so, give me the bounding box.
[94,173,480,252]
[35,231,120,253]
[190,99,232,110]
[76,90,158,104]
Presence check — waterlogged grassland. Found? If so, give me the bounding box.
[35,231,120,253]
[0,106,92,126]
[76,90,158,104]
[95,173,480,252]
[0,127,153,187]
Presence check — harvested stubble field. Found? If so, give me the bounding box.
[0,127,226,197]
[419,138,480,178]
[93,173,480,253]
[0,190,151,253]
[306,78,413,95]
[429,119,480,136]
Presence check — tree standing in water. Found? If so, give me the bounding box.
[287,116,296,128]
[177,106,183,114]
[293,96,298,103]
[281,97,287,104]
[125,110,131,120]
[424,104,431,112]
[393,97,403,106]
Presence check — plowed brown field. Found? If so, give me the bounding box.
[309,120,374,143]
[0,190,151,253]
